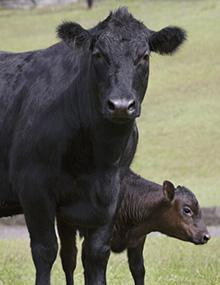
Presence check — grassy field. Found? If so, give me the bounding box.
[0,1,220,284]
[0,236,219,285]
[1,0,219,207]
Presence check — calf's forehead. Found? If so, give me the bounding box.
[176,187,199,209]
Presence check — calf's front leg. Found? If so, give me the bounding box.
[127,237,146,285]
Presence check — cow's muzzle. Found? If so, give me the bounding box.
[105,99,139,121]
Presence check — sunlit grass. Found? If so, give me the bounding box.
[0,237,219,285]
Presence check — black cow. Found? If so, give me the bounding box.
[0,8,186,285]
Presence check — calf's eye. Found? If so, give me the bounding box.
[183,206,193,216]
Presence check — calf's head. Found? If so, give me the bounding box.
[159,181,210,245]
[57,8,186,123]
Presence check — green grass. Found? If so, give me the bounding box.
[0,0,220,207]
[0,237,219,285]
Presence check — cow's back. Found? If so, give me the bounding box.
[0,43,74,125]
[0,51,35,201]
[0,51,33,124]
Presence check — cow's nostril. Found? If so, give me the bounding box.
[106,99,137,118]
[203,234,210,243]
[107,100,115,111]
[128,100,136,113]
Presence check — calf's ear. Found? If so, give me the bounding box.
[149,26,187,55]
[163,180,175,201]
[57,22,92,49]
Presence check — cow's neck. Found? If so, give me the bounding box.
[91,119,135,168]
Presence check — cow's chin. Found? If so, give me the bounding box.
[110,117,135,124]
[103,114,139,125]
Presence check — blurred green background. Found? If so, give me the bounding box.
[0,1,220,284]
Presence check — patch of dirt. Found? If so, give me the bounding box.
[202,207,220,226]
[208,226,220,238]
[0,225,219,240]
[0,224,28,239]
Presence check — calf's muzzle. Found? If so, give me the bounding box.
[202,233,210,244]
[192,230,211,245]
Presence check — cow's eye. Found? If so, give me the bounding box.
[93,50,110,66]
[183,206,193,216]
[93,50,104,60]
[136,51,150,66]
[142,52,149,61]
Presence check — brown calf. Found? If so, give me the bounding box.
[57,169,210,285]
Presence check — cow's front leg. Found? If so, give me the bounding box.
[81,224,113,285]
[127,237,146,285]
[17,172,58,285]
[24,205,58,285]
[57,218,77,285]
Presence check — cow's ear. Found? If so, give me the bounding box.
[149,26,187,55]
[57,22,92,49]
[163,180,175,202]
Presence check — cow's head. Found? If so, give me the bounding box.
[57,8,186,124]
[159,181,210,245]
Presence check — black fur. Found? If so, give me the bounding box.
[57,22,91,48]
[149,26,187,55]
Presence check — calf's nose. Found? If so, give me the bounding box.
[107,99,136,117]
[203,233,210,243]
